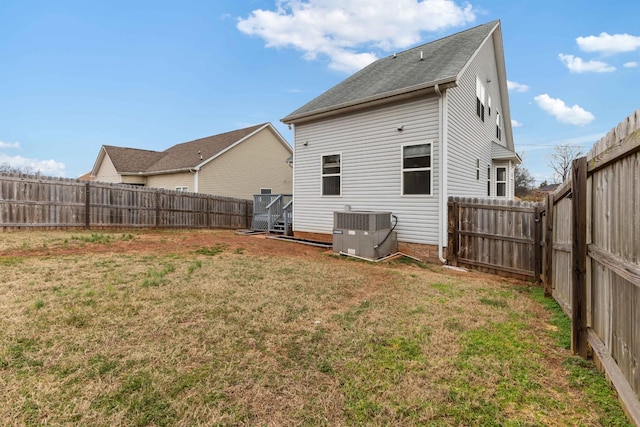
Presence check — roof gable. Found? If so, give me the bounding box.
[282,20,499,123]
[93,123,292,177]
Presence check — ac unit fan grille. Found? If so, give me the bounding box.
[334,211,391,231]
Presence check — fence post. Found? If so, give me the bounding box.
[245,200,250,230]
[85,182,91,229]
[155,190,161,228]
[447,199,459,265]
[571,156,588,358]
[544,193,554,297]
[534,205,542,283]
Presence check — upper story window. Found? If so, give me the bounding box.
[487,95,492,117]
[496,167,507,197]
[402,143,431,195]
[321,154,341,196]
[496,111,502,141]
[476,76,486,122]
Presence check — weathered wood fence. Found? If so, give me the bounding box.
[542,109,640,424]
[447,197,542,281]
[0,174,253,230]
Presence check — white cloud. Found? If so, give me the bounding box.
[577,32,640,55]
[558,54,615,73]
[0,154,66,177]
[511,119,523,128]
[0,141,20,149]
[534,94,595,126]
[507,80,529,92]
[237,0,476,73]
[624,61,638,68]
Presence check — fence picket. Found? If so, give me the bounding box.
[0,174,252,230]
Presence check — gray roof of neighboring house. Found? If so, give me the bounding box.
[101,123,270,175]
[145,124,266,173]
[102,146,165,174]
[282,20,499,123]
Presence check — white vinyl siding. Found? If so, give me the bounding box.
[293,97,440,245]
[446,32,514,199]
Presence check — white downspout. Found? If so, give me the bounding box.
[194,168,200,193]
[434,84,448,263]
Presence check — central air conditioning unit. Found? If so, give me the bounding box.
[333,210,397,260]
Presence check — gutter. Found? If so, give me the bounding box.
[434,83,448,264]
[283,77,458,125]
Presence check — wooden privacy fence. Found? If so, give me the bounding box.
[543,109,640,425]
[447,197,542,281]
[0,174,253,230]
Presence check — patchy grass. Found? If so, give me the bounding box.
[0,230,631,426]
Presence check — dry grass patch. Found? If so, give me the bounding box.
[0,230,631,426]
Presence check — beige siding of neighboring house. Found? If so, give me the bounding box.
[292,97,441,246]
[93,154,122,183]
[121,175,147,185]
[197,128,292,200]
[447,32,515,199]
[146,172,194,191]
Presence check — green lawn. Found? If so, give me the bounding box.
[0,230,631,426]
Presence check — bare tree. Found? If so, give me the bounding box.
[514,164,535,198]
[547,144,583,183]
[0,162,36,175]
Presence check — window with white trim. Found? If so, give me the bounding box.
[476,159,480,180]
[487,165,491,196]
[260,188,272,195]
[402,143,431,195]
[176,186,188,192]
[488,95,492,117]
[321,154,341,196]
[496,167,507,197]
[496,111,502,141]
[476,76,486,121]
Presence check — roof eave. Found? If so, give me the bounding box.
[282,77,458,125]
[130,167,194,176]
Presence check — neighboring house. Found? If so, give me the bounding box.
[281,20,520,261]
[91,123,293,200]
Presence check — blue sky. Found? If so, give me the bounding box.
[1,0,639,185]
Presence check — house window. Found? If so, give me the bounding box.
[496,167,507,197]
[176,186,188,192]
[487,165,491,196]
[321,154,341,196]
[476,159,480,180]
[476,76,486,122]
[496,112,502,141]
[402,143,431,195]
[260,188,272,195]
[487,95,492,117]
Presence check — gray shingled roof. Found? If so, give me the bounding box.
[492,142,521,162]
[103,146,165,174]
[282,20,499,122]
[145,124,265,173]
[104,123,267,174]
